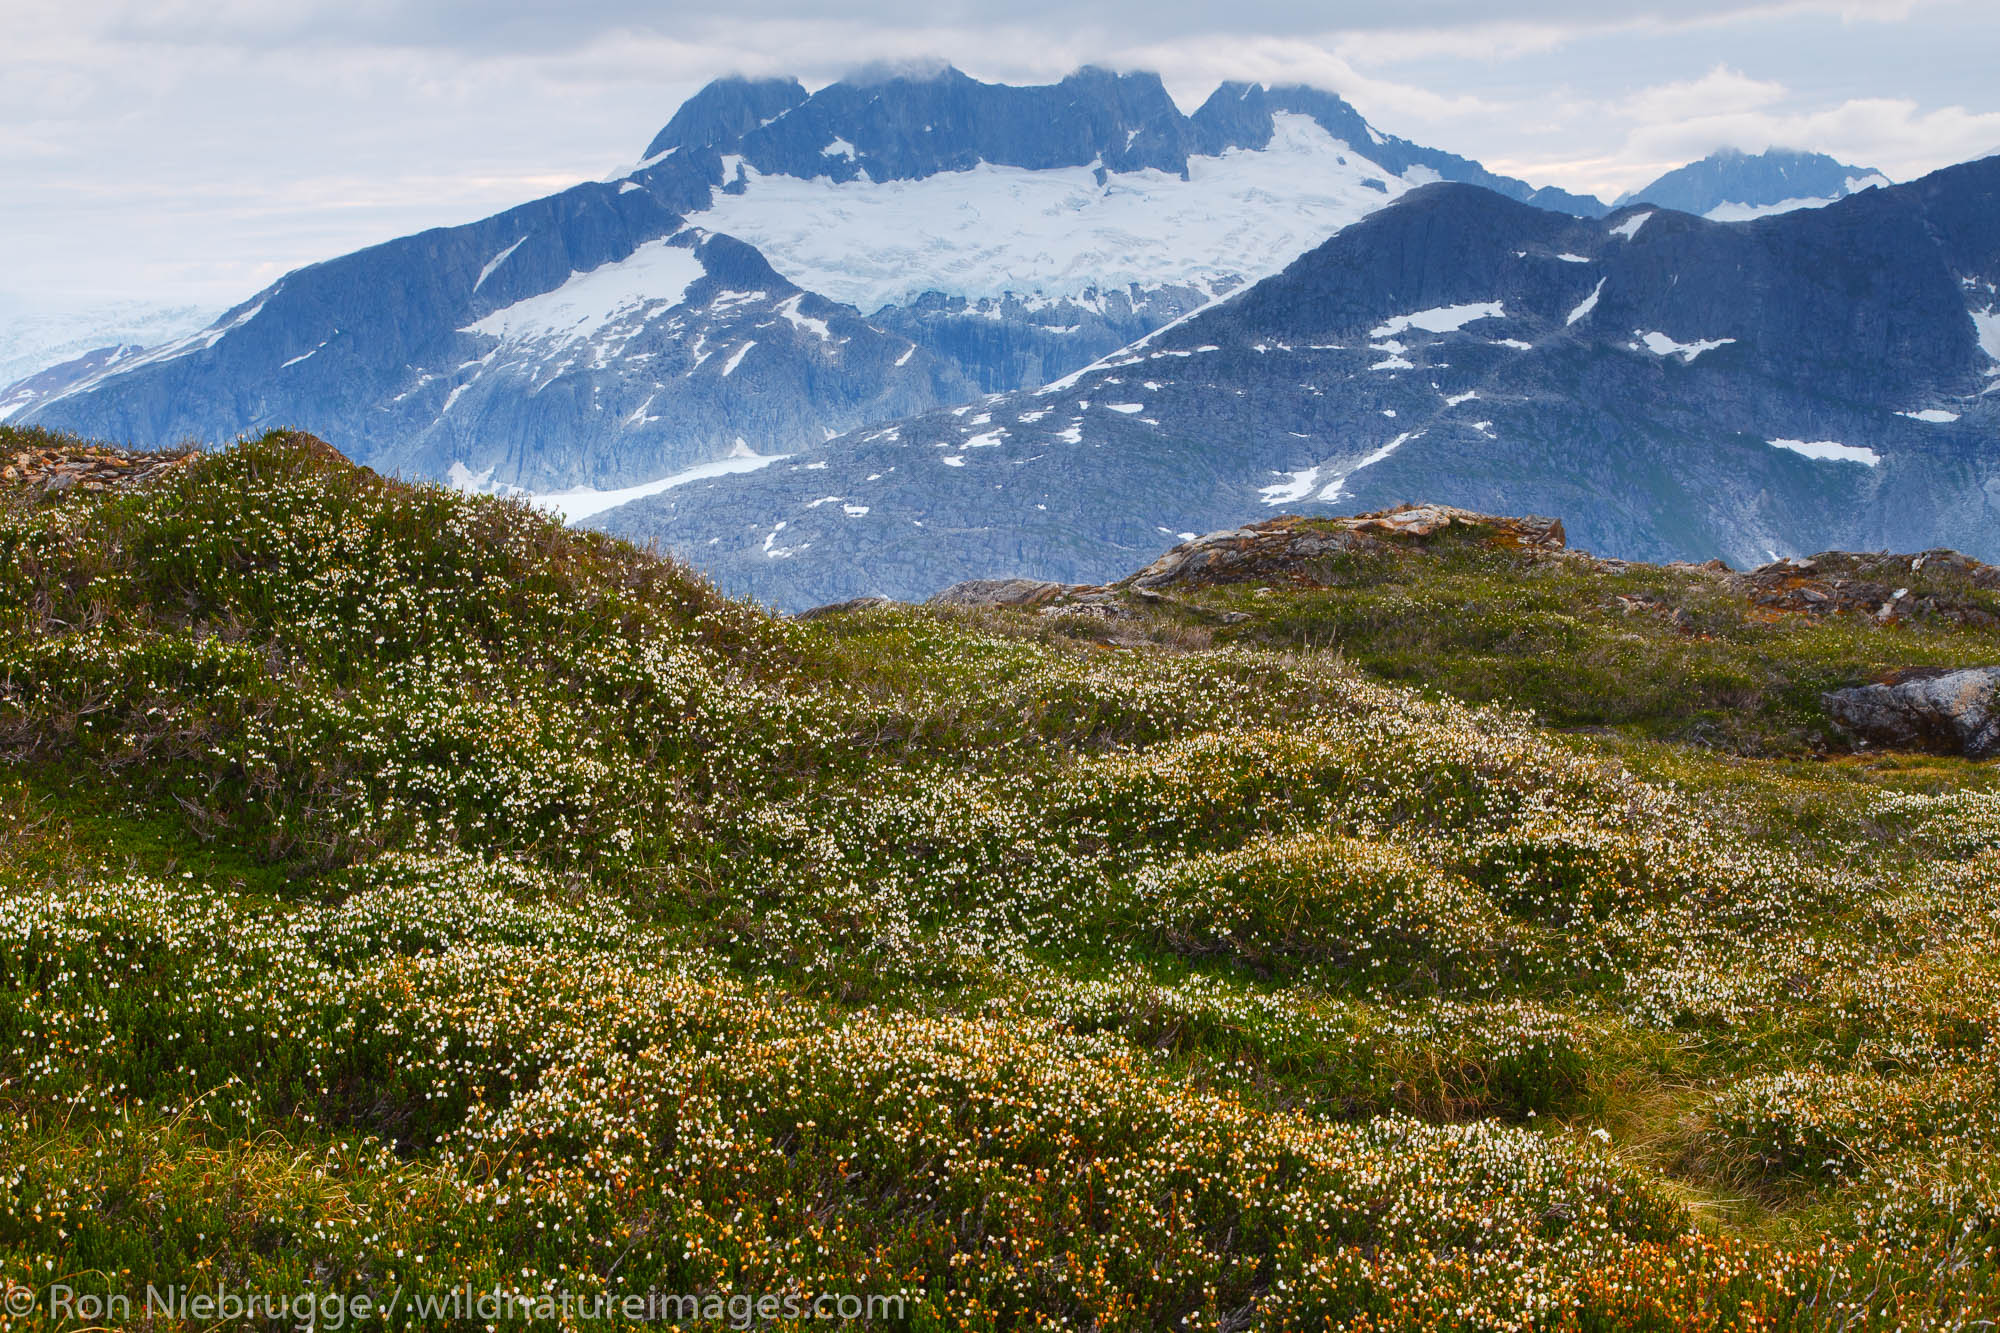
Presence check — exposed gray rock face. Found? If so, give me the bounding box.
[794,595,896,620]
[1620,147,1887,218]
[1823,667,2000,758]
[926,578,1072,608]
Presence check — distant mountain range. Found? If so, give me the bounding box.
[22,66,1606,489]
[591,158,2000,609]
[0,300,215,421]
[1620,147,1891,221]
[18,68,1995,612]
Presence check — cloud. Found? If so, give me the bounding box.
[3,0,1996,313]
[1624,95,2000,175]
[1619,65,1787,123]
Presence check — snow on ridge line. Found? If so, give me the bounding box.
[464,238,706,344]
[1768,438,1881,467]
[527,450,790,524]
[1609,211,1654,240]
[695,113,1421,314]
[1370,302,1505,339]
[1704,196,1838,223]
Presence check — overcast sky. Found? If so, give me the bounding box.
[5,0,1999,315]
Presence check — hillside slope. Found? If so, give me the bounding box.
[2,430,1998,1326]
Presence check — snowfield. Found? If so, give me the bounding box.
[463,238,707,346]
[693,115,1425,314]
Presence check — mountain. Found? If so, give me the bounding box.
[0,298,215,413]
[23,67,1605,491]
[593,156,2000,610]
[1,344,153,423]
[1619,147,1891,221]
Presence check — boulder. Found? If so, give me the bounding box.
[1823,667,2000,759]
[927,578,1071,608]
[2,441,200,498]
[1731,551,2000,627]
[1124,505,1564,592]
[793,595,899,621]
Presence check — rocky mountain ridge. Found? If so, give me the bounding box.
[21,67,1606,493]
[1620,146,1891,221]
[595,158,2000,609]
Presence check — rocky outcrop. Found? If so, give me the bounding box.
[1731,552,2000,627]
[1823,667,2000,759]
[927,578,1074,608]
[1,440,198,498]
[795,595,898,621]
[1124,506,1565,592]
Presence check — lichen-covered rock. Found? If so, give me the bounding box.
[927,578,1072,608]
[1823,667,2000,759]
[793,595,899,621]
[1123,505,1563,591]
[2,441,202,497]
[1732,551,2000,627]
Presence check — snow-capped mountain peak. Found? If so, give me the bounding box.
[1620,146,1890,221]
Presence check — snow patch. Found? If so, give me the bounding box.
[721,340,756,376]
[1104,402,1145,414]
[1370,302,1505,338]
[1319,433,1416,501]
[1609,211,1654,240]
[464,238,705,345]
[694,113,1418,313]
[529,450,789,524]
[1260,467,1321,505]
[1636,330,1736,363]
[776,294,832,341]
[1972,308,2000,364]
[1768,438,1881,467]
[281,335,333,369]
[474,236,529,292]
[1704,196,1837,222]
[1898,408,1960,423]
[1566,278,1605,327]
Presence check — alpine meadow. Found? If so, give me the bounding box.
[2,425,1998,1328]
[6,15,2000,1332]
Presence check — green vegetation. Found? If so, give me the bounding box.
[1126,518,2000,755]
[2,429,1998,1328]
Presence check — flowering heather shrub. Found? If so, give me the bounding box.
[2,432,1999,1326]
